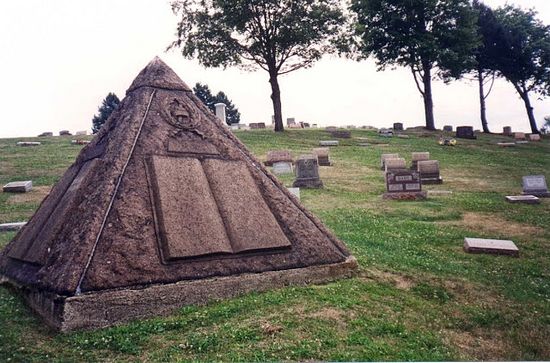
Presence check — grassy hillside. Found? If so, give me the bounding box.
[0,129,549,361]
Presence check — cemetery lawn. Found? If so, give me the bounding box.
[1,129,549,361]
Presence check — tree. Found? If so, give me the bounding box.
[170,0,344,132]
[471,0,509,133]
[193,83,241,125]
[494,5,550,134]
[350,0,478,130]
[92,93,120,134]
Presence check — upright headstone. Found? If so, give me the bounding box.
[384,158,407,172]
[3,181,33,193]
[319,140,339,147]
[325,126,338,132]
[514,132,526,141]
[380,153,400,170]
[528,134,541,141]
[378,128,393,137]
[75,131,88,136]
[443,125,453,132]
[522,175,550,197]
[293,155,323,188]
[214,103,227,124]
[503,126,512,136]
[383,170,426,200]
[329,130,351,139]
[59,130,72,136]
[393,122,404,131]
[272,161,293,175]
[312,148,332,166]
[463,238,519,257]
[286,118,296,126]
[411,152,430,170]
[456,126,476,139]
[417,160,442,184]
[265,150,293,166]
[38,132,53,137]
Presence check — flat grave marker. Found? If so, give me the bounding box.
[319,140,339,147]
[16,142,41,147]
[505,195,540,204]
[3,181,32,193]
[463,237,519,257]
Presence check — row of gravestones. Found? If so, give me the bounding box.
[380,152,443,200]
[453,126,542,142]
[38,130,88,137]
[264,149,332,189]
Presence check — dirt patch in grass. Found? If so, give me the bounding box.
[443,329,510,360]
[440,212,543,238]
[6,186,50,205]
[361,268,415,290]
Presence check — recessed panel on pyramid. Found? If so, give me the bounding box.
[0,57,357,332]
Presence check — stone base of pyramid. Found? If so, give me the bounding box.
[1,256,358,332]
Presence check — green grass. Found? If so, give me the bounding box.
[0,129,549,361]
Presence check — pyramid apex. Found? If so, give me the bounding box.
[127,56,191,93]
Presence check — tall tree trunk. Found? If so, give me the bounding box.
[512,83,539,134]
[422,65,435,130]
[478,68,490,133]
[269,71,284,132]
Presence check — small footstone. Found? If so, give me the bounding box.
[0,222,27,232]
[464,237,519,257]
[497,142,515,147]
[319,140,339,147]
[428,190,453,196]
[16,142,41,146]
[505,195,540,204]
[3,181,32,193]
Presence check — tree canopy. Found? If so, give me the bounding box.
[350,0,478,130]
[170,0,344,131]
[193,82,241,125]
[494,5,550,134]
[92,92,120,134]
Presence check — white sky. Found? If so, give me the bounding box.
[0,0,549,138]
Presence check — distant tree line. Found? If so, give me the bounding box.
[92,93,120,134]
[193,83,241,125]
[169,0,550,134]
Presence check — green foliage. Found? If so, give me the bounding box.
[170,0,345,131]
[193,82,241,124]
[350,0,478,129]
[91,92,120,134]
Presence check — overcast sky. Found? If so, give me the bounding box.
[0,0,549,138]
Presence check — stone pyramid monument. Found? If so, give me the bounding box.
[0,57,357,331]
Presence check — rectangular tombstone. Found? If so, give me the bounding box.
[293,155,323,188]
[411,152,430,170]
[417,160,442,184]
[319,140,339,147]
[3,180,32,193]
[393,122,404,131]
[59,130,72,136]
[16,142,41,146]
[505,195,540,204]
[456,126,476,139]
[286,118,296,126]
[0,222,27,232]
[383,170,426,200]
[514,132,526,140]
[312,147,332,166]
[464,237,519,257]
[378,128,393,137]
[265,150,293,166]
[75,130,88,136]
[380,153,400,170]
[329,130,351,139]
[443,125,453,132]
[503,126,512,136]
[38,132,53,137]
[287,187,300,200]
[522,175,550,197]
[272,161,293,175]
[384,157,406,172]
[528,134,541,141]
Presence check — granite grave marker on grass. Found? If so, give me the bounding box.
[522,175,550,197]
[463,238,519,257]
[417,160,442,184]
[293,155,323,188]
